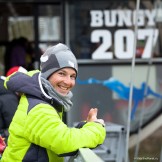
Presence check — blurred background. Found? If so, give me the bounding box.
[0,0,162,161]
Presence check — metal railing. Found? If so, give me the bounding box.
[67,148,104,162]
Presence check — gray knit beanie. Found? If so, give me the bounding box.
[40,43,78,79]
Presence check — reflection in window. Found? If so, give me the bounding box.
[39,16,61,41]
[8,17,34,41]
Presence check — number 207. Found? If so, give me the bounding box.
[91,29,159,59]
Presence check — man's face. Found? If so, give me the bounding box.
[48,67,76,96]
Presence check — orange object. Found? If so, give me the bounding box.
[6,66,27,77]
[0,136,6,153]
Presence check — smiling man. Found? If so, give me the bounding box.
[1,43,106,162]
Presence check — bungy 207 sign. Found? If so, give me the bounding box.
[90,9,159,59]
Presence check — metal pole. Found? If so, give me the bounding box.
[134,0,161,160]
[125,0,140,162]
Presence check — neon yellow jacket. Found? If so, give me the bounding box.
[1,70,106,162]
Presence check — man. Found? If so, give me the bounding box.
[1,43,106,162]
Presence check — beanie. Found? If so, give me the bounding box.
[40,43,78,79]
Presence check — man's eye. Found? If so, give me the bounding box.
[58,72,65,76]
[71,75,76,80]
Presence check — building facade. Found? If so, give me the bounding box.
[0,1,162,159]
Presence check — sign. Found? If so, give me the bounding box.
[90,9,159,59]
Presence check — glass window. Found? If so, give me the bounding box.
[69,0,162,59]
[8,17,34,41]
[38,4,62,52]
[39,16,61,41]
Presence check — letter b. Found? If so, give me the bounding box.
[90,10,103,27]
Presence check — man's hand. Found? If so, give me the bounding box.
[87,108,105,126]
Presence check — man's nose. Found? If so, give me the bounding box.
[63,76,72,84]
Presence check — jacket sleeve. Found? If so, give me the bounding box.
[0,93,18,129]
[23,103,106,155]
